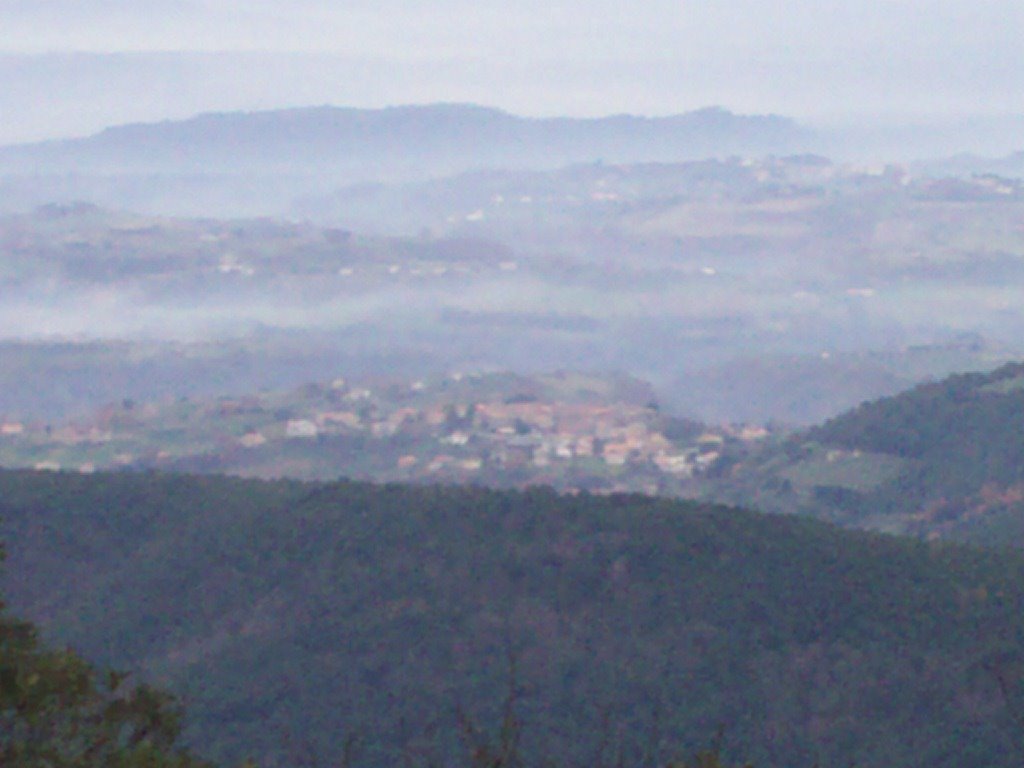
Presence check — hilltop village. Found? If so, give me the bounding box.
[0,371,770,494]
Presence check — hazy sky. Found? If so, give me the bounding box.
[2,0,1023,143]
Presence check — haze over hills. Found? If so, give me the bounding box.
[8,4,1024,767]
[0,194,1019,427]
[0,104,811,178]
[0,103,819,218]
[915,148,1024,180]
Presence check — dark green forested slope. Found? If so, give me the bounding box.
[3,469,1024,767]
[0,550,217,767]
[806,360,1024,542]
[706,361,1024,544]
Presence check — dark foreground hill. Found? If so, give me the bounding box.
[3,469,1024,767]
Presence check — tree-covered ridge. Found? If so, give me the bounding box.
[809,361,1024,463]
[4,470,1024,766]
[800,361,1024,538]
[699,361,1024,544]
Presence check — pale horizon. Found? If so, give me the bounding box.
[3,1,1024,145]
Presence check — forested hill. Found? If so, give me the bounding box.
[3,470,1024,767]
[810,361,1024,459]
[703,361,1024,545]
[807,361,1024,542]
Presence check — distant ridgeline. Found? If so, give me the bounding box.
[0,104,810,176]
[3,469,1024,766]
[719,361,1024,544]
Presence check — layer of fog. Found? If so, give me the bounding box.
[2,269,1020,423]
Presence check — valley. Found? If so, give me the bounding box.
[4,95,1024,768]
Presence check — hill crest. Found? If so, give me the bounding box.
[710,360,1024,545]
[0,103,811,177]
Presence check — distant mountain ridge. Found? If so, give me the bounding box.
[0,103,812,178]
[914,149,1024,179]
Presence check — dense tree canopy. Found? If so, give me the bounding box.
[5,470,1024,766]
[803,361,1024,541]
[0,546,213,767]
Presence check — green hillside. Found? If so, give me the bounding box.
[810,362,1024,468]
[3,469,1024,766]
[704,361,1024,544]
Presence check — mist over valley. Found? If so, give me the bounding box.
[6,8,1024,764]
